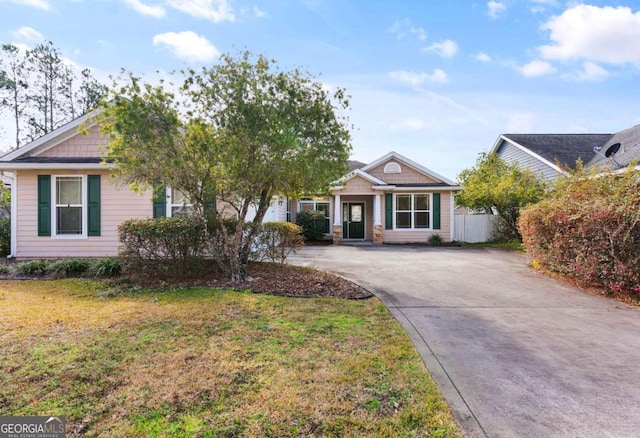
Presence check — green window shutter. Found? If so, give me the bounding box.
[385,193,393,230]
[204,194,216,219]
[87,175,101,236]
[433,193,441,230]
[37,175,51,236]
[153,186,166,218]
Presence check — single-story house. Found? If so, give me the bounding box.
[491,124,640,181]
[0,113,460,259]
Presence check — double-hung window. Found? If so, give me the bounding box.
[55,176,84,235]
[170,188,193,216]
[298,197,331,234]
[395,194,431,229]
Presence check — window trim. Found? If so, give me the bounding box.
[166,187,194,217]
[51,175,87,239]
[393,193,432,230]
[298,197,332,235]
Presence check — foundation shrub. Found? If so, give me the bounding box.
[118,216,207,277]
[16,260,50,276]
[254,221,304,263]
[90,257,122,277]
[295,210,327,241]
[49,259,90,277]
[520,165,640,297]
[0,217,10,257]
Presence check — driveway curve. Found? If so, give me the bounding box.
[289,245,640,438]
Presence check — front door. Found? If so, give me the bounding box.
[343,203,365,239]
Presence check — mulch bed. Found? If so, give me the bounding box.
[124,260,374,300]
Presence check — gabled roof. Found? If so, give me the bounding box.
[361,151,457,186]
[493,134,613,173]
[0,111,96,162]
[336,168,388,186]
[587,124,640,170]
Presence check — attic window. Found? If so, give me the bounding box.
[384,162,401,174]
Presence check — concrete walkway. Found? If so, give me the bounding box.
[289,245,640,438]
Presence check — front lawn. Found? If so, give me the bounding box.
[0,279,461,437]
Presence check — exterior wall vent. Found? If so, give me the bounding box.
[383,162,401,174]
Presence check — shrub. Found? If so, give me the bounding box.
[118,216,207,277]
[295,210,327,241]
[16,260,50,276]
[91,257,122,277]
[254,222,305,263]
[0,264,10,275]
[520,165,640,297]
[0,217,10,257]
[49,259,90,277]
[427,234,443,246]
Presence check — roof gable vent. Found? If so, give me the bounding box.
[383,161,401,174]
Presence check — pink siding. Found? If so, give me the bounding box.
[15,169,153,259]
[382,191,453,243]
[340,175,375,194]
[38,125,105,158]
[367,160,440,184]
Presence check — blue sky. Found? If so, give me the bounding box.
[1,0,640,180]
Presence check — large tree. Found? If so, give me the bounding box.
[456,152,546,240]
[0,41,106,148]
[99,51,352,280]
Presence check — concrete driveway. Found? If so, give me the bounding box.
[289,245,640,438]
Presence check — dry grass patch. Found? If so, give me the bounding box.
[0,279,461,437]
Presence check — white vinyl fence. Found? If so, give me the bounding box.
[454,214,496,243]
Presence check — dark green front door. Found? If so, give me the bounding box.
[343,203,365,239]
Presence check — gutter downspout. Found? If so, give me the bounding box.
[8,171,16,258]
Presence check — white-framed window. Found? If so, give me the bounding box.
[298,197,331,234]
[54,175,85,236]
[169,187,193,216]
[395,194,430,229]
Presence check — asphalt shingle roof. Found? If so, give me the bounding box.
[504,133,613,169]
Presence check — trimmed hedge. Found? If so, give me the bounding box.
[296,210,327,241]
[254,221,304,263]
[520,167,640,297]
[118,216,207,277]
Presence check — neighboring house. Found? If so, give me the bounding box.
[491,124,640,181]
[0,113,460,259]
[290,151,461,244]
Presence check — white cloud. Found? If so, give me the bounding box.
[153,31,220,63]
[122,0,165,18]
[574,61,610,82]
[390,118,432,132]
[252,5,266,18]
[423,39,458,58]
[410,26,427,42]
[516,60,556,77]
[165,0,234,22]
[389,69,448,87]
[538,5,640,66]
[0,0,50,10]
[507,113,535,132]
[389,18,410,39]
[487,1,506,19]
[11,26,44,41]
[473,52,491,63]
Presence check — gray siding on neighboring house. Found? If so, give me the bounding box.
[496,140,561,181]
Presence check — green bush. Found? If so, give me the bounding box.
[118,216,207,277]
[91,257,122,277]
[254,222,305,263]
[520,165,640,297]
[0,264,10,275]
[427,234,443,246]
[0,217,10,257]
[295,210,327,241]
[16,260,50,276]
[49,259,90,277]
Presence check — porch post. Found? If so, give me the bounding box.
[373,193,383,245]
[332,194,342,245]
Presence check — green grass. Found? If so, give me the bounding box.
[0,279,461,437]
[461,240,524,252]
